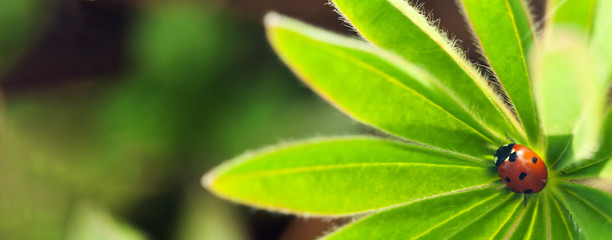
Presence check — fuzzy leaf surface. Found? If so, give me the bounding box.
[265,13,495,156]
[331,0,525,143]
[204,137,495,216]
[554,183,612,239]
[323,186,521,239]
[546,190,581,240]
[460,0,539,144]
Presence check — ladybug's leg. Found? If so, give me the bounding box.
[523,193,527,207]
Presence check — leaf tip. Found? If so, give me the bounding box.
[201,170,218,193]
[264,11,283,29]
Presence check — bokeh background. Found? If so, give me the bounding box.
[0,0,544,239]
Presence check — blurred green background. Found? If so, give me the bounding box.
[0,0,359,239]
[0,0,505,239]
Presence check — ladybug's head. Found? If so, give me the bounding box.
[494,143,515,167]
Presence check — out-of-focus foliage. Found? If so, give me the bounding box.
[174,187,247,240]
[65,203,146,240]
[0,1,356,239]
[0,0,44,76]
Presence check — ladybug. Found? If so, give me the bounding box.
[494,143,547,194]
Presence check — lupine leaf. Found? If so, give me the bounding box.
[322,186,515,239]
[507,196,538,240]
[459,0,539,144]
[447,191,522,239]
[265,13,496,157]
[547,190,581,240]
[554,183,612,239]
[204,137,496,216]
[331,0,525,144]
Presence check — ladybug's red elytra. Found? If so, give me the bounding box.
[494,143,548,194]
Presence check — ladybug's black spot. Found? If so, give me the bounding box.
[505,177,511,183]
[524,189,533,194]
[509,152,517,162]
[519,172,527,180]
[532,157,537,164]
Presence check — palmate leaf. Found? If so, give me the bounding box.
[459,0,539,145]
[324,181,612,239]
[323,186,518,239]
[204,0,612,239]
[265,13,497,157]
[204,137,495,216]
[553,183,612,239]
[331,0,525,143]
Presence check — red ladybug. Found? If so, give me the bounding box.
[494,143,547,194]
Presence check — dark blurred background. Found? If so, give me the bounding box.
[0,0,543,239]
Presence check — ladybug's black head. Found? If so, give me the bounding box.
[494,143,515,167]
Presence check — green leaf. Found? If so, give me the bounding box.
[449,191,522,239]
[546,135,573,169]
[489,198,529,239]
[65,202,146,240]
[507,196,538,240]
[322,186,516,239]
[507,0,536,57]
[562,110,612,177]
[265,13,496,157]
[600,153,612,178]
[203,137,496,216]
[554,183,612,239]
[459,0,539,144]
[546,190,581,240]
[331,0,525,143]
[509,194,546,239]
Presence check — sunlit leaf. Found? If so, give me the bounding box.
[331,0,525,143]
[546,190,581,240]
[459,0,539,144]
[265,13,496,157]
[448,191,522,239]
[204,137,495,216]
[507,0,536,56]
[510,194,546,239]
[554,183,612,239]
[333,0,524,143]
[323,186,516,239]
